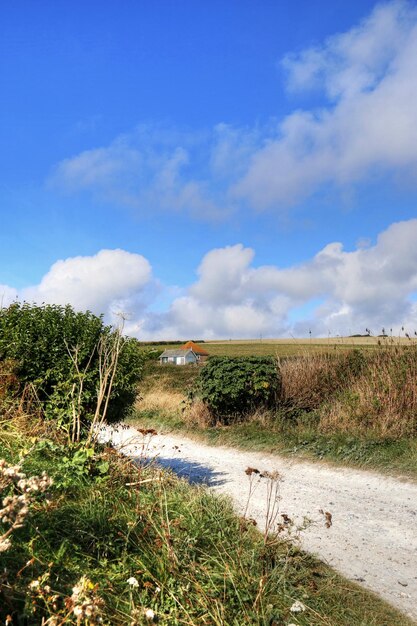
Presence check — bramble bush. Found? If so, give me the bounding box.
[0,303,144,430]
[195,356,280,423]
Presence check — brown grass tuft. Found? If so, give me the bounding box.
[136,387,185,414]
[319,347,417,438]
[280,351,350,411]
[182,400,213,428]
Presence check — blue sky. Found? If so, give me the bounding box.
[2,0,417,338]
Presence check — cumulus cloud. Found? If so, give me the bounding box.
[22,249,152,316]
[233,0,417,208]
[1,250,153,328]
[0,285,18,308]
[3,220,417,339]
[48,2,417,217]
[142,219,417,339]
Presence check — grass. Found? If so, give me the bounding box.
[140,336,402,358]
[0,416,415,626]
[140,361,200,393]
[132,409,417,480]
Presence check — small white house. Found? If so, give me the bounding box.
[159,348,198,366]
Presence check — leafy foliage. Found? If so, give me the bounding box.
[0,303,143,427]
[195,356,281,422]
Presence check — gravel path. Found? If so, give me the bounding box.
[106,425,417,621]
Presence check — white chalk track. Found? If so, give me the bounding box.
[104,424,417,621]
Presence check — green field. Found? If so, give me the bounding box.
[140,336,407,358]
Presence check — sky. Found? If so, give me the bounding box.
[2,0,417,339]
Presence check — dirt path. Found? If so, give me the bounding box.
[106,425,417,621]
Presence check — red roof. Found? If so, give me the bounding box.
[180,341,209,356]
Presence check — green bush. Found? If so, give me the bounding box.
[195,356,280,422]
[0,302,143,427]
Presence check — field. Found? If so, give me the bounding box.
[141,335,411,358]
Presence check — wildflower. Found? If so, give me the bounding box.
[290,600,306,613]
[29,580,40,590]
[144,608,155,621]
[0,538,11,552]
[127,576,139,587]
[70,576,104,624]
[261,470,280,480]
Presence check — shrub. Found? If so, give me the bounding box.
[0,303,144,429]
[195,356,280,423]
[0,359,19,402]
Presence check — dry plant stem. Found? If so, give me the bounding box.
[96,330,122,430]
[87,320,124,447]
[65,341,95,443]
[243,471,261,518]
[263,472,281,542]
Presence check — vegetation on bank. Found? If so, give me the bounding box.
[0,303,144,440]
[134,345,417,478]
[2,415,413,625]
[1,304,413,625]
[194,356,280,421]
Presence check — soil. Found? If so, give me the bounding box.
[105,424,417,621]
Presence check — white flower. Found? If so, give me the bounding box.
[127,576,139,587]
[29,580,40,590]
[0,538,11,553]
[290,600,306,613]
[144,608,155,621]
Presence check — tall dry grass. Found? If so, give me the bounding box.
[280,347,417,438]
[136,385,185,414]
[280,349,367,411]
[136,363,200,417]
[319,347,417,438]
[280,351,349,411]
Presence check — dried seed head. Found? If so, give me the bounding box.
[245,467,260,476]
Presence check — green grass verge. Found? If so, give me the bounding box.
[1,422,415,625]
[131,410,417,480]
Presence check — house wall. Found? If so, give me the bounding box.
[160,353,197,365]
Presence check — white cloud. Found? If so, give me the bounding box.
[3,219,417,339]
[142,219,417,339]
[48,126,231,220]
[0,285,18,308]
[20,249,152,323]
[233,0,417,208]
[48,2,417,217]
